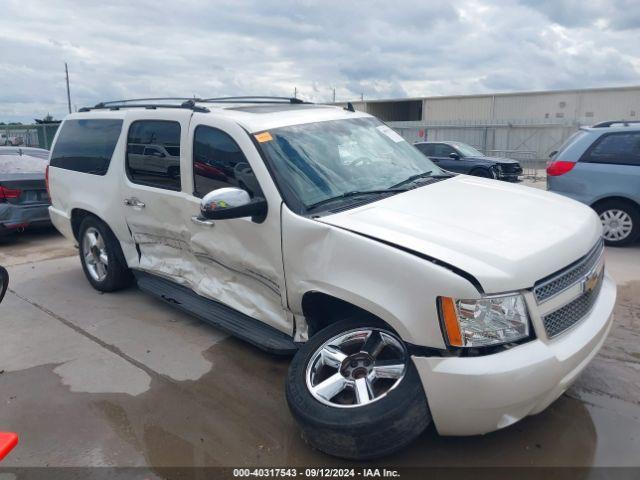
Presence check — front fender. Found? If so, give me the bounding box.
[281,206,480,349]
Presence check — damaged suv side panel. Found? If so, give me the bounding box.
[281,205,480,347]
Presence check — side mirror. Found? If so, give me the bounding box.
[449,152,460,160]
[200,187,267,222]
[0,266,8,304]
[549,150,558,158]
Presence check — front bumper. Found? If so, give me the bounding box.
[412,272,616,436]
[499,175,521,183]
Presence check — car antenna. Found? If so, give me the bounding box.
[344,102,355,112]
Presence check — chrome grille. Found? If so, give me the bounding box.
[533,239,604,303]
[542,269,604,338]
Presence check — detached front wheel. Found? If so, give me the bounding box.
[286,318,431,460]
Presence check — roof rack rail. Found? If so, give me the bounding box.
[200,96,310,104]
[78,96,313,113]
[592,120,640,128]
[79,98,209,113]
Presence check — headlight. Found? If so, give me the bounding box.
[439,293,530,348]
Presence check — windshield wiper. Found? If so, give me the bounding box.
[306,189,407,211]
[389,171,434,188]
[390,170,454,189]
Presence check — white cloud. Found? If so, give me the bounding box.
[0,0,638,122]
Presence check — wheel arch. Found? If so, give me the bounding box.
[591,196,640,213]
[470,166,495,177]
[70,208,107,242]
[301,290,402,339]
[71,208,117,246]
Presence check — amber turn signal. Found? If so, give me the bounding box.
[439,296,463,347]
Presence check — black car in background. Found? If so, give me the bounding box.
[414,141,522,181]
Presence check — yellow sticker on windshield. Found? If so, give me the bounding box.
[255,132,273,143]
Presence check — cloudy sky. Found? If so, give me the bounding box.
[1,0,639,122]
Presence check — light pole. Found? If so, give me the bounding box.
[65,63,72,114]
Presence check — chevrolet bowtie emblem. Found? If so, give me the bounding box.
[584,268,602,294]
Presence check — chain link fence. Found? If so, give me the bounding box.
[1,123,60,150]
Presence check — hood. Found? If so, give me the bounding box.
[319,175,601,293]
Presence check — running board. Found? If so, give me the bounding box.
[134,271,298,355]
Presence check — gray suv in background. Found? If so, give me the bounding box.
[547,121,640,246]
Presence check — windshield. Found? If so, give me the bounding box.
[256,117,443,212]
[451,142,484,157]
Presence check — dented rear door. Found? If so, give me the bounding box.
[120,109,195,281]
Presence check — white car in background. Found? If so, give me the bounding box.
[46,97,615,459]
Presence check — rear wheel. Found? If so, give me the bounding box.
[79,216,133,291]
[594,200,640,246]
[286,317,431,460]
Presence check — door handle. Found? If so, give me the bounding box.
[191,216,215,227]
[124,197,145,208]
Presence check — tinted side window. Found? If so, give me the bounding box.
[50,119,122,175]
[434,144,455,157]
[193,126,261,198]
[126,121,181,191]
[416,144,435,156]
[582,132,640,166]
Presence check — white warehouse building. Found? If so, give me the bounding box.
[339,85,640,166]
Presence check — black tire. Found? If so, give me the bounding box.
[78,216,133,292]
[286,317,431,460]
[0,266,8,304]
[593,200,640,246]
[470,167,495,179]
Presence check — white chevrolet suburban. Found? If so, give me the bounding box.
[47,97,616,459]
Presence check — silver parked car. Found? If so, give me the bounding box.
[0,147,51,236]
[547,121,640,246]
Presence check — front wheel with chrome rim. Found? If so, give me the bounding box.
[286,317,431,460]
[594,200,640,246]
[78,216,133,292]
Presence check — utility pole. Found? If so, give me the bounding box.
[360,92,364,101]
[65,62,72,114]
[294,87,297,99]
[332,88,336,103]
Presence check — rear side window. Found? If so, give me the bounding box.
[50,119,122,175]
[554,130,587,158]
[126,121,181,191]
[193,126,260,198]
[582,132,640,166]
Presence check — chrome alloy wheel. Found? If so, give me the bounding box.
[82,227,109,282]
[305,329,407,408]
[600,209,633,242]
